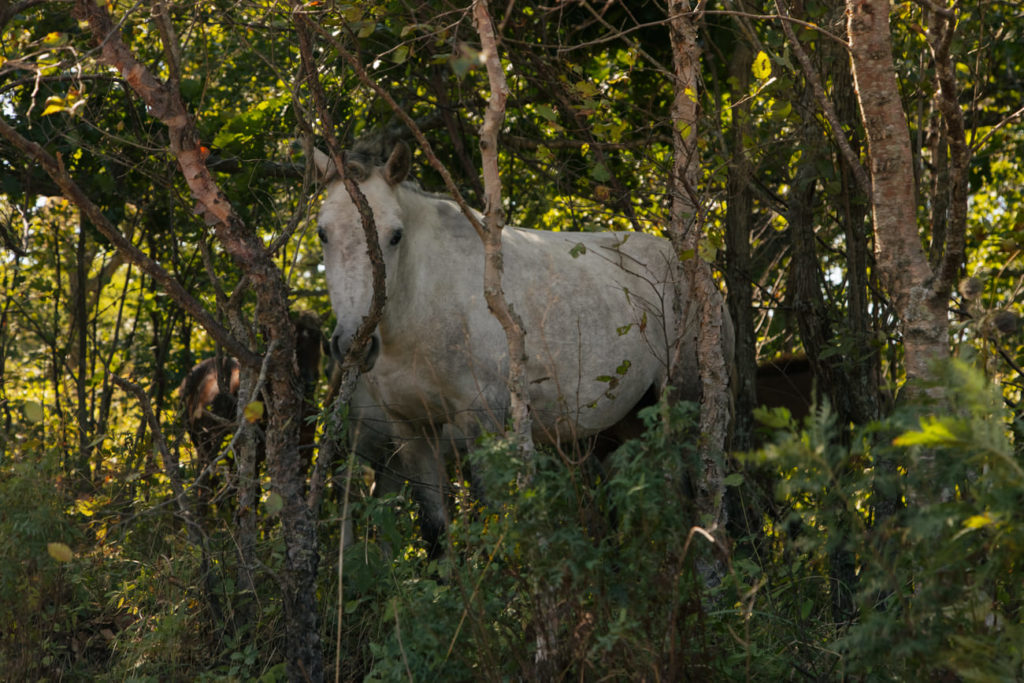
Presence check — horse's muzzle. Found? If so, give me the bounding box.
[330,329,380,372]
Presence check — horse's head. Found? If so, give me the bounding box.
[313,141,411,370]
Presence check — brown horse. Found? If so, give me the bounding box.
[180,311,325,506]
[755,354,816,422]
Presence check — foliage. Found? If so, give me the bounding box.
[736,359,1024,681]
[331,400,720,680]
[318,361,1024,680]
[2,0,1024,679]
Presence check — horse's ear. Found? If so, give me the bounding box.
[383,141,411,186]
[311,148,337,182]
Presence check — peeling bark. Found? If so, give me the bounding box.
[846,0,952,392]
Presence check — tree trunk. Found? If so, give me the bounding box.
[724,40,758,454]
[69,3,323,679]
[667,0,731,527]
[846,0,951,392]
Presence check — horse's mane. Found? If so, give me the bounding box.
[347,129,467,209]
[347,131,395,168]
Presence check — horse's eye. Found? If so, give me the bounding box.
[389,229,403,247]
[317,227,327,243]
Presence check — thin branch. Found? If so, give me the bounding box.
[107,370,200,535]
[292,5,385,378]
[705,8,849,46]
[971,103,1024,152]
[774,0,872,199]
[298,12,487,240]
[0,117,258,366]
[148,0,182,87]
[472,0,535,472]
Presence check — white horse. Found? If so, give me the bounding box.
[315,141,726,554]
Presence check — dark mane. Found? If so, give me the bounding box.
[347,129,404,168]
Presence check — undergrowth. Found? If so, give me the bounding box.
[2,359,1022,680]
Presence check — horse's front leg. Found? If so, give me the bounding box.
[389,425,450,559]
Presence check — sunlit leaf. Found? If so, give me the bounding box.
[753,50,772,80]
[962,513,996,529]
[243,400,264,423]
[41,99,65,117]
[893,417,960,447]
[47,542,73,563]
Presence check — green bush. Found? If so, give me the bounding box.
[737,359,1024,681]
[335,361,1024,680]
[6,360,1022,680]
[0,450,89,678]
[333,401,727,680]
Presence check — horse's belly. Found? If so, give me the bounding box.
[526,365,657,442]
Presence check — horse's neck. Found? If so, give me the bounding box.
[377,189,483,349]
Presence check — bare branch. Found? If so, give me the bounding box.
[971,103,1024,152]
[292,6,385,377]
[774,0,872,199]
[0,117,258,366]
[472,0,535,473]
[298,13,488,241]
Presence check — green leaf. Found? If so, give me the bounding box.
[391,44,410,65]
[754,405,794,429]
[569,242,587,258]
[590,163,612,182]
[723,473,744,487]
[23,400,43,423]
[771,98,792,121]
[535,104,558,121]
[893,417,960,447]
[264,492,284,516]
